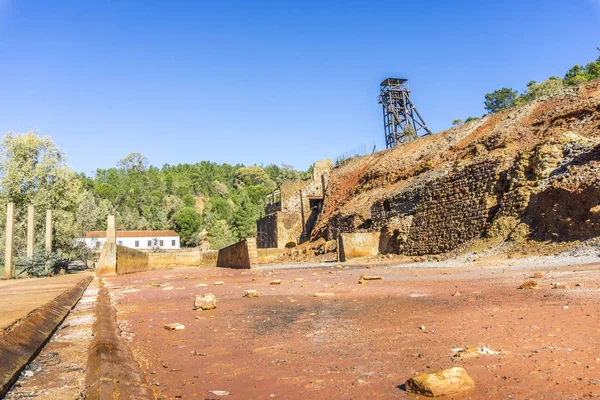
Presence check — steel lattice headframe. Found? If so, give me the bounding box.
[378,78,432,148]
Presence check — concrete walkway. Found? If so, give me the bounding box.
[0,272,94,331]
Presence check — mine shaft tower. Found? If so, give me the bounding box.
[378,78,432,148]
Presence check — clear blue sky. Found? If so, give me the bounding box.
[0,0,598,174]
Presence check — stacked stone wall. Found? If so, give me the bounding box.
[403,160,504,255]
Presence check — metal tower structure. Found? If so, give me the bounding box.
[378,78,432,148]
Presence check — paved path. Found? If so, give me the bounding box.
[0,272,94,331]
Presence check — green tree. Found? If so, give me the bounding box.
[464,116,479,123]
[484,88,518,113]
[182,194,196,208]
[0,131,83,255]
[174,207,202,246]
[452,119,463,126]
[231,196,256,240]
[117,152,149,173]
[207,219,234,249]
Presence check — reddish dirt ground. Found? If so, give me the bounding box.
[106,262,600,399]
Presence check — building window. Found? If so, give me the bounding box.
[148,240,152,247]
[118,241,123,245]
[159,240,164,247]
[135,240,139,247]
[171,240,176,246]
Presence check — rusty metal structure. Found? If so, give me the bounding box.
[378,78,432,148]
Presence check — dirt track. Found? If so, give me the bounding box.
[107,259,600,399]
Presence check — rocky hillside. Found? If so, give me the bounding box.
[311,79,600,257]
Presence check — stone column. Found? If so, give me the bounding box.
[4,203,15,279]
[107,215,116,244]
[27,205,35,258]
[45,210,52,253]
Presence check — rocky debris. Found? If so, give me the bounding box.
[162,286,174,291]
[164,323,185,331]
[452,291,461,296]
[190,351,207,356]
[214,281,224,286]
[194,293,217,310]
[244,290,260,298]
[405,367,475,397]
[452,346,502,359]
[533,271,545,278]
[518,280,539,290]
[360,275,383,280]
[575,282,584,287]
[270,280,282,285]
[294,278,304,282]
[552,282,570,289]
[314,292,335,297]
[208,390,230,396]
[195,283,208,287]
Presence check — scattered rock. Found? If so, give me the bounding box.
[214,281,224,286]
[190,351,208,356]
[360,275,383,281]
[270,280,282,285]
[162,286,174,291]
[294,278,304,282]
[575,282,584,287]
[208,390,230,396]
[164,323,185,331]
[365,265,372,269]
[195,283,208,287]
[533,272,545,278]
[244,290,260,298]
[552,282,569,289]
[518,280,539,290]
[194,293,217,310]
[453,291,461,297]
[335,265,343,269]
[314,292,335,297]
[419,325,426,330]
[442,271,452,275]
[405,367,475,397]
[123,289,140,293]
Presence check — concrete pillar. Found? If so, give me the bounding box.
[27,205,35,258]
[4,203,15,279]
[45,210,52,253]
[107,215,116,244]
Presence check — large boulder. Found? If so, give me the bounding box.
[405,367,475,397]
[194,293,216,310]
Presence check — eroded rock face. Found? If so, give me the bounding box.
[405,367,475,397]
[194,293,216,310]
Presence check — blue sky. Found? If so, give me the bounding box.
[0,0,599,174]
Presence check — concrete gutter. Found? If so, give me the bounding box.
[0,275,93,397]
[84,279,155,399]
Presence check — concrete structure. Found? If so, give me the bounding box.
[4,203,15,279]
[147,249,218,269]
[45,210,52,253]
[26,206,34,258]
[257,159,333,249]
[83,230,180,250]
[216,238,258,269]
[96,216,151,276]
[337,232,381,261]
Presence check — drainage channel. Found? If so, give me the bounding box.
[4,278,99,399]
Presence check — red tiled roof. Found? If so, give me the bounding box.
[85,230,179,238]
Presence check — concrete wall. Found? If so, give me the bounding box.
[147,249,218,268]
[216,238,258,269]
[97,243,150,276]
[337,232,381,261]
[256,248,285,264]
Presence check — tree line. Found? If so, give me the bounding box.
[452,48,600,125]
[0,131,308,273]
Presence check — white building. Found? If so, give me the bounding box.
[83,230,181,250]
